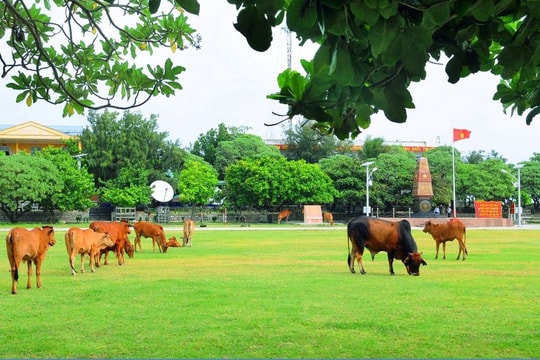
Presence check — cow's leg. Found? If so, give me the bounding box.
[457,238,466,260]
[155,236,162,253]
[116,247,125,265]
[442,241,447,260]
[10,260,19,295]
[26,260,34,289]
[103,250,109,265]
[456,239,463,260]
[135,234,142,252]
[89,252,97,272]
[387,253,395,275]
[34,259,43,289]
[349,247,365,274]
[435,241,440,259]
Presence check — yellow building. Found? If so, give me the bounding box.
[0,121,82,155]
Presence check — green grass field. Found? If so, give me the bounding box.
[0,224,538,358]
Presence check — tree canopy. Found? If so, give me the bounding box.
[0,153,63,222]
[234,0,540,138]
[3,1,540,139]
[1,0,200,115]
[80,110,187,186]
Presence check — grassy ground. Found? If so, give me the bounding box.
[0,224,538,358]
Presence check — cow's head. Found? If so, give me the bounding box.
[125,243,135,258]
[42,225,56,246]
[403,252,427,276]
[422,221,433,233]
[101,232,115,248]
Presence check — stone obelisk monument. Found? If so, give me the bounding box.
[412,156,434,215]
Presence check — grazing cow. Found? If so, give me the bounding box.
[183,219,195,247]
[6,226,57,294]
[347,217,427,276]
[277,209,292,224]
[133,221,168,253]
[166,236,182,247]
[89,220,134,265]
[323,211,334,226]
[64,227,115,275]
[423,220,468,260]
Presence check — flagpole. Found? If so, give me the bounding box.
[452,141,457,218]
[451,128,470,219]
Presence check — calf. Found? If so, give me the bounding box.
[166,236,182,247]
[6,226,57,294]
[183,219,195,247]
[423,220,468,260]
[65,227,114,275]
[133,221,168,253]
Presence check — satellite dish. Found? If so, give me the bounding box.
[150,180,174,202]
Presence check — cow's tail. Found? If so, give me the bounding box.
[6,231,19,281]
[347,227,352,268]
[463,227,468,255]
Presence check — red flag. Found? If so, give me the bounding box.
[453,128,471,142]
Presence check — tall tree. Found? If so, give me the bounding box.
[99,167,152,207]
[319,155,364,211]
[515,158,539,211]
[358,136,388,161]
[35,147,96,219]
[424,146,455,206]
[224,156,336,209]
[177,157,219,215]
[370,147,417,211]
[80,110,187,186]
[282,120,351,163]
[0,153,63,223]
[214,134,282,179]
[190,123,248,166]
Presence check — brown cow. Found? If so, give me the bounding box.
[166,236,182,247]
[277,209,292,224]
[183,219,195,247]
[323,211,334,226]
[423,220,468,260]
[347,217,427,276]
[65,227,115,275]
[133,221,169,253]
[89,220,134,265]
[6,226,57,294]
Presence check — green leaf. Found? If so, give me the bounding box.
[422,2,450,30]
[368,16,399,58]
[149,0,161,14]
[445,53,463,84]
[233,6,273,52]
[526,106,540,125]
[175,0,200,15]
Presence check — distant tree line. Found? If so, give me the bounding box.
[0,111,538,223]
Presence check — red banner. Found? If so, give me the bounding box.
[474,201,502,218]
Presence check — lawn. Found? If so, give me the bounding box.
[0,224,538,358]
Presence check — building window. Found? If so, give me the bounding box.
[30,146,42,154]
[0,145,10,155]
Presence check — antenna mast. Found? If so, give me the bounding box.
[282,27,292,69]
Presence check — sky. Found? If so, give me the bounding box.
[1,1,538,165]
